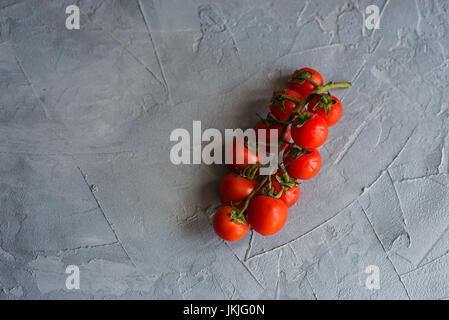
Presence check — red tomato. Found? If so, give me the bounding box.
[254,120,292,153]
[269,89,303,122]
[288,68,324,97]
[219,173,258,207]
[283,146,321,180]
[271,177,300,208]
[213,206,249,241]
[226,140,261,171]
[247,196,288,236]
[291,114,328,149]
[308,94,343,126]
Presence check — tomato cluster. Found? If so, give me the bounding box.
[213,68,351,241]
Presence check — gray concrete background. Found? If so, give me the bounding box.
[0,0,448,299]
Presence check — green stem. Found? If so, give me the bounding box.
[315,81,352,94]
[235,176,268,214]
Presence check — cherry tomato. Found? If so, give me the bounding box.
[254,120,292,153]
[219,173,258,207]
[283,146,321,180]
[213,206,249,241]
[288,68,324,97]
[291,114,328,149]
[269,89,303,122]
[226,140,261,171]
[270,177,300,208]
[247,196,288,236]
[308,94,342,126]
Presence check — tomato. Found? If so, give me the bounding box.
[288,68,323,97]
[283,146,321,180]
[247,196,288,236]
[308,94,342,126]
[270,177,300,208]
[291,114,328,149]
[254,120,292,153]
[226,140,261,171]
[219,172,258,207]
[269,89,303,122]
[213,206,249,241]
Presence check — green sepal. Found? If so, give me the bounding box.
[289,70,313,84]
[275,168,298,189]
[268,90,301,112]
[292,111,315,127]
[229,206,247,225]
[288,70,320,88]
[311,92,335,117]
[283,145,313,165]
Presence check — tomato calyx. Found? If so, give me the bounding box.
[289,69,321,88]
[275,166,299,190]
[239,163,269,180]
[283,144,313,166]
[291,111,315,128]
[229,206,248,225]
[268,90,301,112]
[259,177,284,199]
[310,92,337,117]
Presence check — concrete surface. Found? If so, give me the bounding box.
[0,0,448,299]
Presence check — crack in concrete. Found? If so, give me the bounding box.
[12,50,52,121]
[77,166,137,269]
[137,0,172,106]
[77,6,168,104]
[400,250,449,278]
[28,241,119,255]
[359,204,411,299]
[244,229,254,262]
[224,242,265,291]
[246,198,357,261]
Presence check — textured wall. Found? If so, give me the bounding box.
[0,0,448,299]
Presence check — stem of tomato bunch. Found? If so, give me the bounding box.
[284,81,352,122]
[235,80,352,223]
[315,81,352,94]
[235,176,269,217]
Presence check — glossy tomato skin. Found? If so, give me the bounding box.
[226,140,260,171]
[288,68,324,97]
[269,89,303,122]
[283,146,321,180]
[254,120,292,153]
[219,173,258,207]
[271,178,300,208]
[213,206,249,241]
[247,196,288,236]
[308,94,343,126]
[291,115,328,149]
